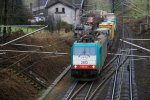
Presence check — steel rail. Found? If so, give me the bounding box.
[88,71,115,100]
[2,53,26,60]
[102,55,118,70]
[2,54,31,71]
[65,81,78,100]
[1,44,51,71]
[38,65,71,100]
[0,53,26,62]
[129,53,133,100]
[1,36,68,71]
[69,82,87,100]
[16,61,39,76]
[88,57,128,100]
[4,59,47,88]
[9,54,69,80]
[111,55,121,100]
[121,22,133,100]
[84,81,94,100]
[16,65,47,88]
[101,56,119,78]
[117,51,129,100]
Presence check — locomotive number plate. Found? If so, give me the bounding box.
[81,61,88,64]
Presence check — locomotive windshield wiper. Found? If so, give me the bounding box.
[83,47,86,55]
[79,47,90,57]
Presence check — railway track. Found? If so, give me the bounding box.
[108,51,130,100]
[7,64,47,90]
[40,1,136,100]
[1,52,47,90]
[108,54,132,100]
[62,55,128,100]
[105,23,138,100]
[0,37,66,90]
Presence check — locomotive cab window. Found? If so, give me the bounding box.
[74,46,96,56]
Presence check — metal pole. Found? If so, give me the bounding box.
[38,0,40,16]
[131,58,146,61]
[108,53,150,58]
[1,25,44,27]
[0,49,68,55]
[121,0,125,39]
[10,43,44,48]
[45,0,49,7]
[112,0,115,13]
[120,49,138,52]
[120,39,150,52]
[126,38,150,41]
[0,25,48,46]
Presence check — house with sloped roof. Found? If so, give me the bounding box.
[32,0,49,17]
[45,0,84,25]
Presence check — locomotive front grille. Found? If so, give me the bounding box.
[71,69,98,79]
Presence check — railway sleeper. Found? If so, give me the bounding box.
[26,79,32,82]
[7,68,11,72]
[7,68,47,90]
[37,86,42,90]
[20,74,24,78]
[23,77,27,80]
[9,68,16,73]
[30,81,35,85]
[25,78,44,90]
[33,84,38,87]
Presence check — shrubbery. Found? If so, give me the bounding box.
[47,15,73,32]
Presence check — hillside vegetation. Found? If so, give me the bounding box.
[23,0,37,8]
[116,0,148,19]
[87,0,111,12]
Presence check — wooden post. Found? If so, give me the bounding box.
[3,0,8,38]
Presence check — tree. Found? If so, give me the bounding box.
[0,0,29,41]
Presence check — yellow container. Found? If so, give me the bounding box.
[99,22,115,40]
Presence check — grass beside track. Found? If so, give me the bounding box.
[118,0,148,19]
[0,26,49,34]
[87,0,111,12]
[23,0,37,8]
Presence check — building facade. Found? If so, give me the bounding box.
[46,0,82,25]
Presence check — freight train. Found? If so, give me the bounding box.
[71,11,116,81]
[74,11,103,38]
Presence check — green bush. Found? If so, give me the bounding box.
[56,20,73,30]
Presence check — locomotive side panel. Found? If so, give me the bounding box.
[97,35,107,68]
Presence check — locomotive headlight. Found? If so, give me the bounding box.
[74,65,77,68]
[92,65,96,69]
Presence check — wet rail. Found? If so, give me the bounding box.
[62,55,128,100]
